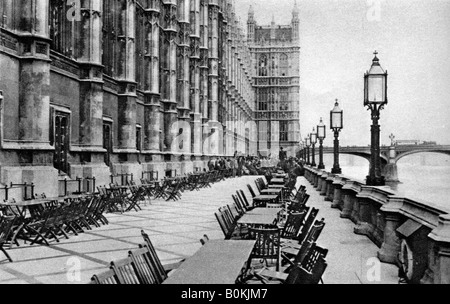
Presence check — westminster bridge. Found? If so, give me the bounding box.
[308,143,450,182]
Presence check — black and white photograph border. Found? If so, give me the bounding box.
[0,0,449,288]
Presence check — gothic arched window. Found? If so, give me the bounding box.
[259,54,268,76]
[280,53,289,76]
[49,0,75,58]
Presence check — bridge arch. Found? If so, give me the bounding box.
[395,150,450,164]
[316,150,389,167]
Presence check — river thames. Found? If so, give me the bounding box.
[321,153,450,212]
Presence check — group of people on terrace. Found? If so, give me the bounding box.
[206,148,305,179]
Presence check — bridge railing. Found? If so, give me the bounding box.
[304,166,450,284]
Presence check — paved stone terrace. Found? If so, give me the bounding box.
[301,176,399,284]
[0,176,399,284]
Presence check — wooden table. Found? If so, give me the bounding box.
[237,213,278,226]
[163,240,256,284]
[261,188,283,195]
[270,178,285,185]
[273,173,287,178]
[246,207,282,216]
[253,194,279,205]
[238,208,281,226]
[268,184,286,189]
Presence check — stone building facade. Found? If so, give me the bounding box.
[247,3,300,158]
[0,0,299,197]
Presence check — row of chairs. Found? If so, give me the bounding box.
[244,187,328,284]
[97,184,145,214]
[287,185,310,213]
[241,209,326,281]
[143,170,229,202]
[215,189,258,240]
[90,230,182,284]
[0,195,110,262]
[249,243,329,285]
[237,174,329,284]
[0,169,238,263]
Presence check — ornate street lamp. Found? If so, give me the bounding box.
[364,51,388,186]
[302,139,307,162]
[317,118,326,170]
[299,140,304,162]
[330,99,343,174]
[310,129,317,167]
[305,136,311,165]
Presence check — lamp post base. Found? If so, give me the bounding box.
[366,175,386,186]
[331,168,342,174]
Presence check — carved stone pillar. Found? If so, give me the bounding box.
[427,214,450,284]
[78,1,104,152]
[325,175,335,202]
[354,187,394,247]
[190,0,202,156]
[377,197,403,264]
[6,0,58,196]
[161,0,178,153]
[143,4,161,153]
[17,0,52,149]
[199,0,209,155]
[208,0,219,123]
[117,0,137,151]
[340,181,362,220]
[177,0,191,124]
[320,172,329,195]
[331,177,347,209]
[207,0,220,156]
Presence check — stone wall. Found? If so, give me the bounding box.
[0,0,254,196]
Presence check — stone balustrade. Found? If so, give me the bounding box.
[303,166,450,284]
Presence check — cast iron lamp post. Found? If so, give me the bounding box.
[364,51,388,186]
[305,136,311,165]
[317,118,326,170]
[299,140,304,162]
[310,129,317,167]
[303,140,307,163]
[330,99,343,174]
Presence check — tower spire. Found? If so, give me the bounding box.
[293,0,299,19]
[248,4,255,22]
[292,0,300,41]
[249,4,254,15]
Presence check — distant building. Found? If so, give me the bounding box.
[247,2,301,159]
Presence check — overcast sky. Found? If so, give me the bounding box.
[235,0,450,147]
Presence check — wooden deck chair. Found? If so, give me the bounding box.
[253,243,328,284]
[91,269,121,284]
[140,230,182,283]
[280,210,308,240]
[282,219,326,260]
[238,190,253,210]
[215,212,230,239]
[110,257,141,284]
[0,216,17,262]
[296,207,319,244]
[247,227,280,272]
[232,195,246,215]
[247,185,257,198]
[128,247,159,284]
